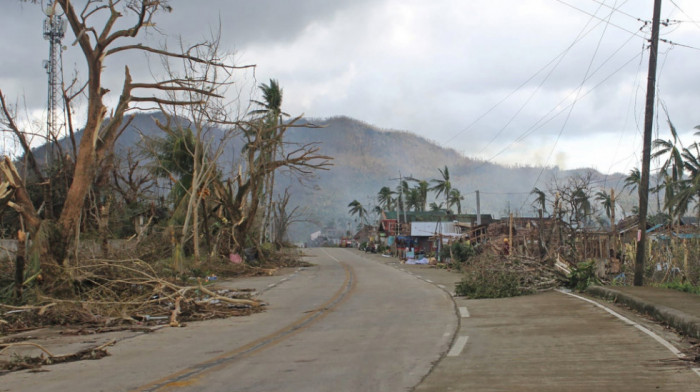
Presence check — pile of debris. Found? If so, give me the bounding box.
[456,249,569,299]
[1,259,264,335]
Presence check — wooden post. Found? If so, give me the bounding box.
[509,213,514,255]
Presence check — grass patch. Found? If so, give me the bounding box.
[654,280,700,295]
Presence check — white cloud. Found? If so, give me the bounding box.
[2,0,700,176]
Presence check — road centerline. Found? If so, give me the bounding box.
[134,253,356,392]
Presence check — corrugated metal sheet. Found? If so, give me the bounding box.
[411,222,459,237]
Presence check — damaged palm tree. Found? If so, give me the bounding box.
[212,117,332,256]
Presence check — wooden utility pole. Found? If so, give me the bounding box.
[509,213,514,255]
[635,0,663,286]
[610,188,616,255]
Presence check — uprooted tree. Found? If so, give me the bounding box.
[0,1,253,291]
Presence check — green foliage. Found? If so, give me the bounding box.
[154,128,198,204]
[567,260,599,291]
[654,280,700,295]
[455,256,527,298]
[441,241,475,263]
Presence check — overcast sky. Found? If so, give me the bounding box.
[3,0,700,176]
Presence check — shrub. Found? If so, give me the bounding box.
[440,241,476,263]
[567,260,599,291]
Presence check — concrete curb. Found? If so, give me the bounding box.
[586,285,700,340]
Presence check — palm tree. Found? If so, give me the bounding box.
[447,189,464,214]
[416,180,430,212]
[676,143,700,220]
[530,187,547,215]
[429,202,444,212]
[406,188,422,212]
[430,166,452,206]
[595,190,612,220]
[572,189,592,226]
[249,79,289,243]
[249,79,287,123]
[652,112,684,184]
[348,200,368,224]
[623,168,641,195]
[377,186,395,212]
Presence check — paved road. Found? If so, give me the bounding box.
[3,248,699,391]
[0,248,456,392]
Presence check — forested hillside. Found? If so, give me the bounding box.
[38,113,631,241]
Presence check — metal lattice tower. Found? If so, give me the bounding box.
[43,2,66,158]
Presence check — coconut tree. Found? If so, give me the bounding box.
[429,202,444,212]
[595,190,612,220]
[377,186,395,212]
[623,168,641,194]
[447,189,464,214]
[249,79,289,242]
[430,166,452,206]
[670,142,700,223]
[348,199,368,224]
[530,187,547,215]
[416,180,430,212]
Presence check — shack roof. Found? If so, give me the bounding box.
[383,211,493,224]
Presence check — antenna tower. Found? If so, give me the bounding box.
[43,1,66,161]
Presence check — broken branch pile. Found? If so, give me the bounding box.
[1,258,264,334]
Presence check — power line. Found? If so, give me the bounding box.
[588,0,646,22]
[481,46,643,167]
[554,0,647,38]
[522,0,621,212]
[443,1,616,145]
[474,6,610,157]
[668,0,700,31]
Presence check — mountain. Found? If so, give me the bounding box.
[33,113,632,241]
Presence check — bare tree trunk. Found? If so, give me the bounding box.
[98,198,111,258]
[15,230,26,299]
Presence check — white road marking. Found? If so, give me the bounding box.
[557,289,685,359]
[447,336,469,357]
[438,284,446,289]
[459,307,470,318]
[693,368,700,377]
[267,283,276,288]
[425,279,434,283]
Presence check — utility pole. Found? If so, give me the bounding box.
[610,188,616,255]
[476,190,481,226]
[635,0,662,287]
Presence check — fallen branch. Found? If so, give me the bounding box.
[169,297,182,327]
[197,282,261,307]
[0,342,55,357]
[0,303,56,312]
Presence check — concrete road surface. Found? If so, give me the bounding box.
[0,248,456,392]
[2,248,699,391]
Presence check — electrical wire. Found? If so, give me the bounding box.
[481,47,643,168]
[553,0,648,38]
[523,0,620,211]
[443,1,616,146]
[668,0,700,31]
